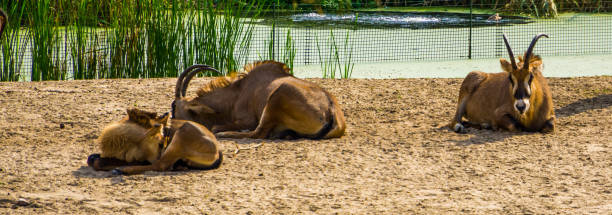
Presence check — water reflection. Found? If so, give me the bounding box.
[265,11,531,29]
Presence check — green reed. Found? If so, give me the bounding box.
[339,29,354,79]
[30,0,66,81]
[4,0,268,81]
[316,32,336,79]
[188,0,263,75]
[69,0,94,79]
[261,28,297,75]
[143,0,184,78]
[0,0,28,82]
[68,26,85,80]
[316,25,355,79]
[106,0,146,79]
[281,29,297,75]
[264,22,276,60]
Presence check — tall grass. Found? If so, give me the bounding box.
[281,29,297,75]
[7,0,267,81]
[188,0,264,75]
[143,0,184,78]
[30,0,66,81]
[262,21,276,61]
[105,0,146,79]
[68,0,105,79]
[1,0,28,82]
[316,17,355,79]
[316,32,337,79]
[261,28,297,75]
[339,30,354,79]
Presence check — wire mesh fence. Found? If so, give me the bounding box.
[256,3,612,65]
[1,1,611,81]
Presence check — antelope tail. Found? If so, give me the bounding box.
[314,113,334,140]
[454,95,470,126]
[313,95,337,139]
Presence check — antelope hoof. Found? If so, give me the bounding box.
[87,154,101,167]
[453,123,466,133]
[215,131,250,139]
[111,168,125,176]
[507,124,521,132]
[211,126,222,133]
[541,120,555,133]
[215,132,231,138]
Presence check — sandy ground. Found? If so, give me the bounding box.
[0,76,610,214]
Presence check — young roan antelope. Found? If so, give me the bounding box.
[450,33,555,133]
[87,109,222,175]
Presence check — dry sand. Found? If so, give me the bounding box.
[0,77,611,214]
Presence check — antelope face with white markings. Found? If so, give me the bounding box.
[500,34,547,116]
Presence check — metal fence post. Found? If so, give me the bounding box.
[275,3,279,62]
[468,0,473,59]
[272,2,276,60]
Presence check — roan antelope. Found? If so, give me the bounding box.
[449,33,555,133]
[87,109,168,170]
[171,61,346,139]
[87,109,222,175]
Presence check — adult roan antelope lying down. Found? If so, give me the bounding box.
[172,61,346,139]
[449,33,555,133]
[87,109,222,175]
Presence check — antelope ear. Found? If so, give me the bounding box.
[127,108,150,126]
[127,108,156,119]
[528,55,543,69]
[157,113,170,126]
[500,58,513,73]
[126,108,136,117]
[145,111,157,119]
[186,103,216,115]
[127,108,144,120]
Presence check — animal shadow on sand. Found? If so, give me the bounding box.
[227,137,308,153]
[72,164,194,179]
[450,129,531,146]
[555,94,612,118]
[72,166,113,178]
[71,138,290,178]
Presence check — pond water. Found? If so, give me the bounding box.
[262,11,531,29]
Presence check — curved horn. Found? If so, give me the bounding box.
[0,9,8,41]
[175,65,207,99]
[502,33,518,71]
[523,33,549,68]
[181,65,222,98]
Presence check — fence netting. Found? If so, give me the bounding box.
[255,2,612,65]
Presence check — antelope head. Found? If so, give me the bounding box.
[171,65,220,127]
[500,33,548,115]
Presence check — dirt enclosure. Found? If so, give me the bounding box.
[0,76,610,214]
